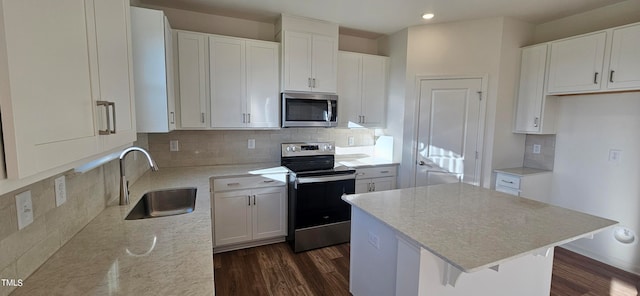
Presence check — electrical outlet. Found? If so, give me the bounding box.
[532,144,541,154]
[15,191,33,230]
[248,139,255,149]
[368,231,380,249]
[348,136,355,146]
[54,175,67,207]
[608,149,622,164]
[170,140,179,152]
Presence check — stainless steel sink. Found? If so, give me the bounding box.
[125,187,197,220]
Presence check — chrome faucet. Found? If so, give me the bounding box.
[119,147,159,205]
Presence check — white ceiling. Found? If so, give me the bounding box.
[140,0,629,35]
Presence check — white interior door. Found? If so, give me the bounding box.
[415,78,483,187]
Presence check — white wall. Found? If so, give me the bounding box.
[387,17,532,188]
[551,93,640,274]
[339,34,379,55]
[533,0,640,43]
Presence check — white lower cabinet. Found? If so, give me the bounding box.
[212,175,287,252]
[354,165,397,194]
[495,170,552,203]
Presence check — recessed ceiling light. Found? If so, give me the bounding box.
[422,13,435,20]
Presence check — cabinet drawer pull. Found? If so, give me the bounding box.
[227,182,240,186]
[380,170,389,174]
[356,173,366,176]
[501,180,514,184]
[610,70,615,83]
[593,72,599,84]
[263,180,275,183]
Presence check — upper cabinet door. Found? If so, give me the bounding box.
[514,44,547,133]
[282,31,313,92]
[337,52,363,127]
[246,41,280,128]
[131,7,176,133]
[361,55,387,127]
[311,35,338,93]
[210,36,246,128]
[2,0,98,178]
[547,32,606,94]
[606,24,640,90]
[92,0,136,151]
[177,31,208,128]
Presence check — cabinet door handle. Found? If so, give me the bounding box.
[534,117,539,128]
[308,78,312,88]
[201,112,205,123]
[368,183,372,192]
[247,113,250,124]
[372,183,376,191]
[253,195,256,205]
[362,115,365,123]
[97,101,116,135]
[248,195,251,206]
[170,111,175,124]
[609,70,615,83]
[593,72,599,84]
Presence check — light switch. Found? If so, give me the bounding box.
[248,139,256,149]
[170,140,179,152]
[608,149,622,164]
[532,144,541,154]
[54,175,67,207]
[15,191,34,230]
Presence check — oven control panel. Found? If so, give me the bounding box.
[281,142,335,157]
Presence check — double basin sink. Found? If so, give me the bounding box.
[125,187,197,220]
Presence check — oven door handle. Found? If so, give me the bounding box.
[295,174,356,187]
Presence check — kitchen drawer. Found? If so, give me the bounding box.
[496,185,520,196]
[213,174,286,192]
[495,173,520,190]
[355,165,397,179]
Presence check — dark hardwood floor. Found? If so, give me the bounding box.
[214,243,639,296]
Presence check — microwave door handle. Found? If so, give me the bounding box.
[327,100,332,122]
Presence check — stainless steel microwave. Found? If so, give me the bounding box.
[281,92,338,128]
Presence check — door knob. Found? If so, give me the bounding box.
[418,161,426,166]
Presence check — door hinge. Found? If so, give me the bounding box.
[477,91,482,101]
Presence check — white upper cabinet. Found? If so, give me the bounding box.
[547,32,607,94]
[337,51,388,128]
[513,44,557,134]
[606,23,640,90]
[131,7,176,133]
[176,31,208,128]
[282,32,337,93]
[209,36,279,129]
[210,36,246,128]
[246,41,280,128]
[278,15,338,93]
[0,0,135,179]
[91,0,137,151]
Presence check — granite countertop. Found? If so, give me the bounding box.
[13,163,287,295]
[342,183,617,273]
[494,167,552,176]
[335,154,399,168]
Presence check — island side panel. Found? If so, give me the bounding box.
[402,242,554,296]
[350,207,398,296]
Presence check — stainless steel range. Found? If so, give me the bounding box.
[281,142,355,252]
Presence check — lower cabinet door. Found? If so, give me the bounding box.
[252,187,286,240]
[371,177,395,192]
[214,189,252,246]
[355,179,371,194]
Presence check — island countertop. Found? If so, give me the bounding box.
[342,183,617,273]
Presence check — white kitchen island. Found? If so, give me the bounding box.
[342,183,617,296]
